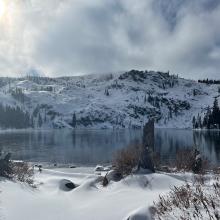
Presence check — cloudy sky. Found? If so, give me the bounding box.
[0,0,220,79]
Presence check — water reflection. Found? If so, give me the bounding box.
[0,130,141,165]
[0,129,219,165]
[193,130,220,164]
[155,129,220,165]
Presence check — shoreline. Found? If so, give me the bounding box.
[0,127,220,134]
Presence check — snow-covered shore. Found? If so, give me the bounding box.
[0,166,208,220]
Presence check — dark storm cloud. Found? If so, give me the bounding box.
[0,0,220,79]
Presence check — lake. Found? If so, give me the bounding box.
[0,129,219,165]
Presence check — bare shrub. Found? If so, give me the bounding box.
[0,153,13,178]
[193,174,207,185]
[102,175,109,187]
[11,162,34,186]
[200,158,211,174]
[153,177,220,220]
[175,149,210,173]
[175,149,195,171]
[112,144,141,176]
[0,152,34,186]
[152,152,161,170]
[213,167,220,175]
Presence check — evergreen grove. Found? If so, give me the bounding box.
[0,104,45,129]
[193,98,220,129]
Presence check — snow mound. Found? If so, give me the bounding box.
[0,168,201,220]
[125,206,152,220]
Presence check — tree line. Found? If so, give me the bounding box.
[0,104,33,129]
[198,79,220,84]
[193,98,220,129]
[0,103,47,129]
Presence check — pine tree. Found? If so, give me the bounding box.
[148,95,153,104]
[203,106,212,129]
[194,121,198,129]
[38,113,43,127]
[202,114,208,128]
[72,113,77,128]
[197,114,202,128]
[31,116,34,128]
[105,89,110,96]
[192,116,196,128]
[212,98,220,126]
[169,107,172,119]
[200,100,220,129]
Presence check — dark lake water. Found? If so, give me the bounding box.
[0,129,219,165]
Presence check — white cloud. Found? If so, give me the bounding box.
[0,0,220,79]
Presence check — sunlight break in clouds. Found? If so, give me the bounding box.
[0,0,6,19]
[0,0,220,79]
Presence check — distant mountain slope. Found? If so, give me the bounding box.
[0,70,219,129]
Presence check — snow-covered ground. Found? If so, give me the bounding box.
[0,166,211,220]
[0,70,219,129]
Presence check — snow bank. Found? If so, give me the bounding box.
[0,167,187,220]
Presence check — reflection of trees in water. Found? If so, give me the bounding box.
[155,129,194,163]
[69,130,142,164]
[193,131,220,164]
[0,129,219,165]
[155,129,220,165]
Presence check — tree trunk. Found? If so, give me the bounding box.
[138,120,155,172]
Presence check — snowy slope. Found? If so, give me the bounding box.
[0,167,185,220]
[0,70,219,129]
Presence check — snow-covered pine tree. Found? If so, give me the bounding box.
[72,113,77,128]
[38,113,43,127]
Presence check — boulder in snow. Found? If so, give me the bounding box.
[95,165,105,172]
[94,165,110,172]
[59,179,77,191]
[106,170,122,182]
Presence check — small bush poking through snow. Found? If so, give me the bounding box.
[0,153,13,178]
[11,162,34,186]
[102,175,109,187]
[175,149,194,171]
[0,152,34,186]
[153,175,220,220]
[175,149,210,173]
[112,144,141,176]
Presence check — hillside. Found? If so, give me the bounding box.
[0,70,219,129]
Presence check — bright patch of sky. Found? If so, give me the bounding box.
[0,0,220,79]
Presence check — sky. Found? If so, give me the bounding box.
[0,0,220,79]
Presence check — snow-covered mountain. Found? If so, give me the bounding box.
[0,70,219,129]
